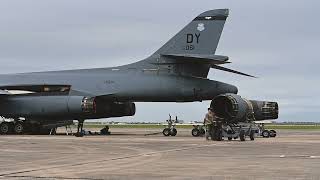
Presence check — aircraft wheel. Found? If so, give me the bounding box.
[0,123,10,134]
[191,128,200,137]
[262,130,270,138]
[162,128,171,136]
[240,130,246,141]
[170,128,177,136]
[228,137,232,141]
[269,130,277,137]
[250,130,255,141]
[14,122,24,134]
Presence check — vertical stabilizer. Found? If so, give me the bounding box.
[154,9,228,56]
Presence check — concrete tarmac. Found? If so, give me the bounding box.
[0,128,320,180]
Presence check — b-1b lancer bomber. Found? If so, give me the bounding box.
[0,9,278,136]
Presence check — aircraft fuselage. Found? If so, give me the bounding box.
[0,68,237,102]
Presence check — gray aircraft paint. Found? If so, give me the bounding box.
[0,9,239,120]
[154,9,228,55]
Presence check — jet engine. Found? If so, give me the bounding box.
[210,93,278,123]
[94,100,136,118]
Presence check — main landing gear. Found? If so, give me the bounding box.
[0,120,25,134]
[191,125,205,137]
[162,115,178,137]
[0,119,52,135]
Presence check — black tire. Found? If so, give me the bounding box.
[0,123,10,134]
[228,137,232,141]
[192,128,200,137]
[269,130,277,137]
[250,130,255,141]
[171,128,177,136]
[240,130,246,141]
[262,130,270,138]
[162,128,171,136]
[14,122,24,134]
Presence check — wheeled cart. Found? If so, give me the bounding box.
[221,123,258,141]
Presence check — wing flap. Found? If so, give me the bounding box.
[0,90,10,95]
[0,84,71,96]
[0,84,71,92]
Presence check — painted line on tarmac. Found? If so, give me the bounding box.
[264,155,320,159]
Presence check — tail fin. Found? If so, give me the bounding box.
[154,9,228,56]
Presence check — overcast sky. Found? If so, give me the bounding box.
[0,0,319,122]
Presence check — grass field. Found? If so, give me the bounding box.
[265,125,320,130]
[81,123,320,130]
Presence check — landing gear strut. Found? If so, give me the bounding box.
[75,119,84,137]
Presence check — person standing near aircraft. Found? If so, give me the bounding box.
[204,108,216,140]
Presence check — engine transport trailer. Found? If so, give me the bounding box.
[0,117,73,135]
[191,122,277,140]
[208,93,278,141]
[166,94,279,141]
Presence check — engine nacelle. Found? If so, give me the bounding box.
[94,100,136,118]
[210,93,278,122]
[0,96,135,120]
